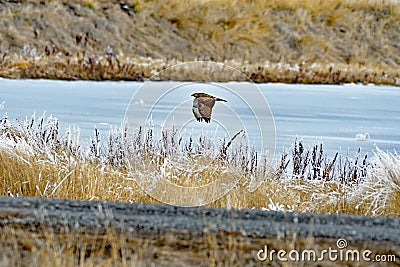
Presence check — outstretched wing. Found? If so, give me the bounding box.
[198,97,216,122]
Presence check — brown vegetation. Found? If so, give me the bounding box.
[1,113,398,216]
[0,0,400,84]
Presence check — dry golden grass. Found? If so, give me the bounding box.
[0,225,165,266]
[1,0,400,84]
[1,224,368,266]
[0,115,397,216]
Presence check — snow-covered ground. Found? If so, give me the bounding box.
[0,78,399,157]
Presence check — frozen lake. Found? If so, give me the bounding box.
[1,78,399,157]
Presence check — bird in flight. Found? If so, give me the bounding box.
[191,92,227,123]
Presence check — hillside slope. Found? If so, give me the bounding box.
[1,0,400,84]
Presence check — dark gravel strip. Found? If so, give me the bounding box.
[0,196,399,247]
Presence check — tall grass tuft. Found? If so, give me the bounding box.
[353,148,400,216]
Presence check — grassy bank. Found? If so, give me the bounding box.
[0,0,400,84]
[1,112,399,216]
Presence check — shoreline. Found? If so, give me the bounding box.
[2,56,399,85]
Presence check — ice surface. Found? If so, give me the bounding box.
[1,79,399,157]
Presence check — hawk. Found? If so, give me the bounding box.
[191,92,227,123]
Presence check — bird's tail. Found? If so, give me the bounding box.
[216,98,227,102]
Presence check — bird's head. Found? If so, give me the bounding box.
[191,92,210,98]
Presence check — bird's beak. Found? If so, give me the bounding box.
[191,93,195,97]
